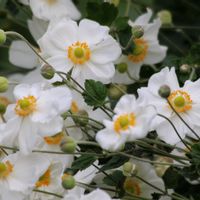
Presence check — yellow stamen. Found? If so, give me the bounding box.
[0,161,13,179]
[15,96,37,116]
[68,41,91,65]
[124,177,141,196]
[114,113,136,133]
[128,38,148,63]
[44,132,64,145]
[168,90,192,113]
[35,167,51,188]
[71,101,79,113]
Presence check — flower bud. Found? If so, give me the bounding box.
[157,10,172,26]
[108,84,127,99]
[60,136,77,153]
[158,85,171,98]
[132,25,144,39]
[0,30,6,44]
[179,64,191,74]
[0,76,8,93]
[41,64,55,80]
[123,162,137,176]
[0,97,10,115]
[117,62,128,73]
[73,109,89,126]
[62,174,76,190]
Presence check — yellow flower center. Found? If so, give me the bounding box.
[68,41,91,65]
[114,113,136,133]
[35,167,51,188]
[124,177,141,196]
[70,101,79,113]
[0,161,13,179]
[46,0,57,5]
[15,96,37,116]
[44,132,64,145]
[168,90,192,113]
[128,38,148,63]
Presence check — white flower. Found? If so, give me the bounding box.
[20,0,81,21]
[138,67,200,144]
[96,94,155,151]
[123,161,165,198]
[0,83,72,154]
[113,8,167,84]
[0,152,50,200]
[63,189,117,200]
[38,18,121,85]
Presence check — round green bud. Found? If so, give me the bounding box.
[73,109,89,126]
[157,10,172,25]
[132,25,144,39]
[60,136,77,153]
[180,64,191,74]
[158,85,171,98]
[62,174,76,190]
[0,76,8,93]
[123,162,133,174]
[0,30,6,45]
[117,63,128,73]
[41,64,55,80]
[108,84,127,99]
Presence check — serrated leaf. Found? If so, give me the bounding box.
[82,79,107,107]
[100,155,129,171]
[103,170,125,187]
[71,155,97,171]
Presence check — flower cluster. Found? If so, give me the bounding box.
[0,1,199,200]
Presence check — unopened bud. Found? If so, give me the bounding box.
[0,76,8,93]
[0,30,6,44]
[41,64,55,80]
[60,136,77,153]
[157,10,172,26]
[73,109,89,126]
[158,85,171,98]
[108,84,127,99]
[180,64,191,74]
[0,97,10,115]
[117,62,128,73]
[132,25,144,39]
[62,174,76,190]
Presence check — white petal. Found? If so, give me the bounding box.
[90,36,121,64]
[78,19,109,46]
[9,40,38,69]
[82,189,111,200]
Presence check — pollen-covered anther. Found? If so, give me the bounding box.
[168,90,192,113]
[68,41,91,65]
[44,132,64,145]
[0,161,13,179]
[128,38,148,63]
[35,167,51,188]
[114,113,136,133]
[15,96,37,116]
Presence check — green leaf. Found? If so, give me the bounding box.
[71,155,97,171]
[103,170,125,187]
[86,2,118,25]
[112,17,129,31]
[82,79,107,107]
[101,155,129,171]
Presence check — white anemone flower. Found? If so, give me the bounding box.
[123,161,165,199]
[113,8,167,84]
[19,0,81,21]
[38,18,121,85]
[138,67,200,144]
[96,94,156,152]
[63,189,117,200]
[0,83,72,154]
[0,152,50,200]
